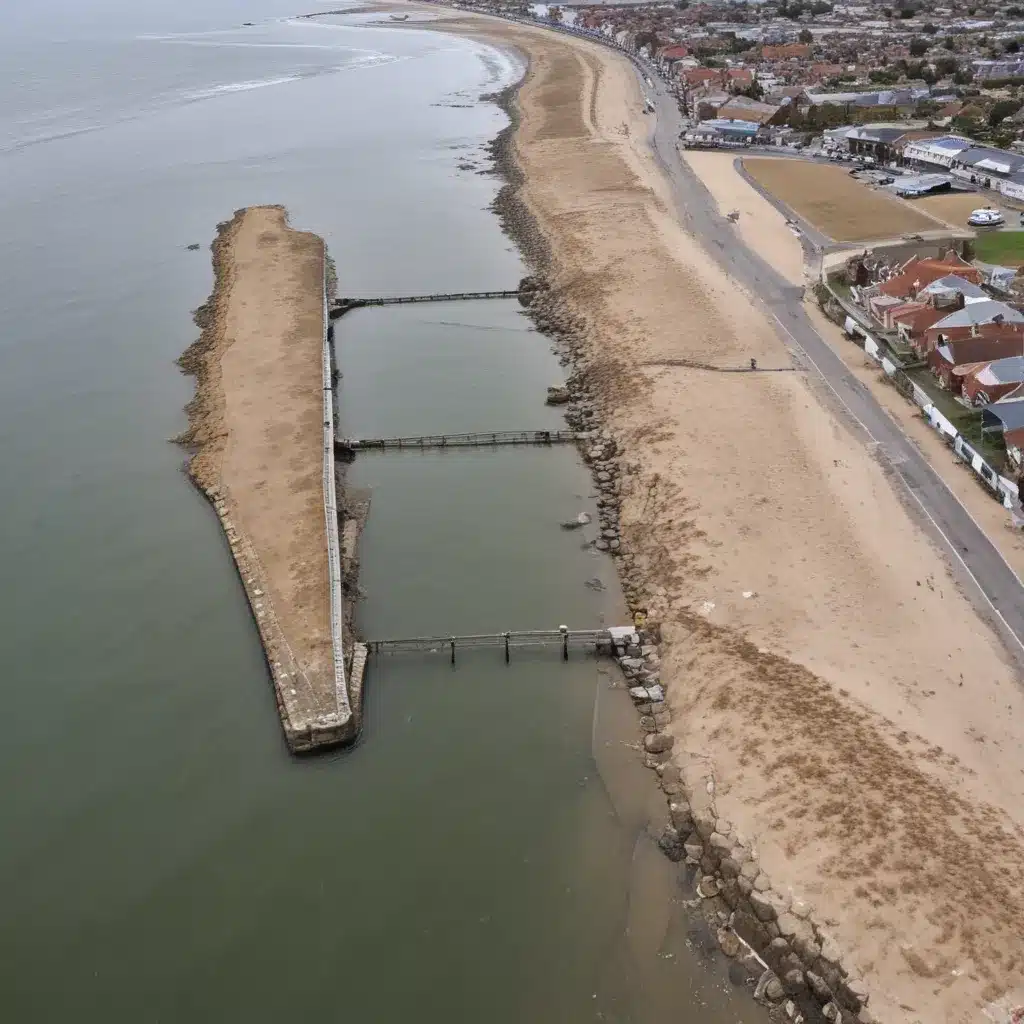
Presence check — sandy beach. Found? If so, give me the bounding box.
[426,10,1024,1021]
[179,206,337,745]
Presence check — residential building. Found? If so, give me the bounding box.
[920,303,1024,356]
[963,355,1024,406]
[928,335,1024,391]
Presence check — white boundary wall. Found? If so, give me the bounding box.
[322,263,351,723]
[839,292,1020,507]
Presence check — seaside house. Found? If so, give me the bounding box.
[982,397,1024,468]
[920,302,1024,357]
[928,334,1024,392]
[963,355,1024,406]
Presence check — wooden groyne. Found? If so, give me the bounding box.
[329,289,520,319]
[367,627,620,663]
[336,429,577,454]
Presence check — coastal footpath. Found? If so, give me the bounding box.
[425,8,1024,1023]
[178,206,359,752]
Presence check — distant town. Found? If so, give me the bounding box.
[454,0,1024,200]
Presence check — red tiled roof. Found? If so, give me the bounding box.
[878,254,982,299]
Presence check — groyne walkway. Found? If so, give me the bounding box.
[367,627,630,663]
[329,289,520,319]
[337,429,577,453]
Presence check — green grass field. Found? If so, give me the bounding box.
[973,230,1024,266]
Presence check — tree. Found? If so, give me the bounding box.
[989,98,1022,125]
[809,1,833,13]
[635,30,659,53]
[798,28,813,43]
[909,38,929,57]
[1007,39,1022,54]
[935,55,959,76]
[943,36,957,50]
[922,22,938,34]
[899,7,915,17]
[952,103,986,134]
[953,67,975,85]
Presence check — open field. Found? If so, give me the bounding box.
[742,157,945,241]
[974,229,1024,266]
[915,192,992,227]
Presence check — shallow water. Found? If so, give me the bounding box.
[0,4,767,1020]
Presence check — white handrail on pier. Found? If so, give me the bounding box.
[322,258,350,725]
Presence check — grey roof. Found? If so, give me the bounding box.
[955,147,1024,176]
[980,355,1024,384]
[982,397,1024,432]
[933,300,1024,329]
[919,276,989,300]
[848,126,910,143]
[892,173,952,196]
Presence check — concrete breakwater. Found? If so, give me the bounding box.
[177,206,364,753]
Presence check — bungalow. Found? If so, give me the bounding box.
[715,96,785,126]
[761,43,812,61]
[682,67,725,90]
[892,302,948,343]
[920,302,1024,356]
[982,397,1024,467]
[873,253,982,302]
[928,334,1024,391]
[658,44,690,62]
[918,275,989,304]
[724,68,755,91]
[963,354,1024,406]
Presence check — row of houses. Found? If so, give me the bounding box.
[853,251,1024,462]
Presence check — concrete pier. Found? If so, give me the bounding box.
[178,206,358,753]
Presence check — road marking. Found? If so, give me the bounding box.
[769,311,1024,657]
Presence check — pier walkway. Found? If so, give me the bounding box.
[367,627,625,663]
[337,429,577,453]
[329,290,520,319]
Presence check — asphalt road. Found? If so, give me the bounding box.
[639,72,1024,663]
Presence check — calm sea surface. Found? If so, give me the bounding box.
[0,3,767,1020]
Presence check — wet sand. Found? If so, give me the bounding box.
[179,205,347,750]
[421,9,1024,1022]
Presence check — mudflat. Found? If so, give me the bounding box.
[429,10,1024,1021]
[180,206,334,733]
[743,157,944,242]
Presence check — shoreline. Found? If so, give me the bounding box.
[177,206,358,753]
[421,9,1024,1022]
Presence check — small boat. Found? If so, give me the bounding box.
[968,207,1005,227]
[390,13,409,20]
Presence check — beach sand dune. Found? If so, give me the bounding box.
[433,12,1024,1021]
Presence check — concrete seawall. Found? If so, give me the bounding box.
[178,205,362,752]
